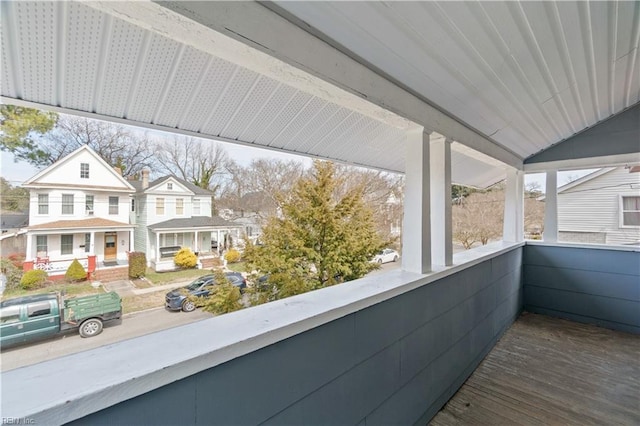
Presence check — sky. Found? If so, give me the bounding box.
[0,113,596,190]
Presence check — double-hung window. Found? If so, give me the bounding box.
[38,194,49,214]
[36,236,48,255]
[61,235,73,255]
[176,198,184,215]
[62,194,74,215]
[156,198,165,215]
[109,197,119,215]
[80,163,90,179]
[85,195,94,215]
[621,196,640,227]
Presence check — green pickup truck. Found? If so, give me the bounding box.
[0,291,122,348]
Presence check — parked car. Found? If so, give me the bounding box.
[372,248,400,264]
[0,291,122,348]
[165,272,247,312]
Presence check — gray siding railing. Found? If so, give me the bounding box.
[68,248,523,425]
[523,243,640,334]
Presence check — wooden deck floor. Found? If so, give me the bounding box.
[430,312,640,425]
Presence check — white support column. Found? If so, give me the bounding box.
[543,170,558,242]
[90,231,95,255]
[503,169,525,242]
[194,231,199,252]
[430,137,453,267]
[26,233,33,260]
[129,229,134,252]
[402,128,431,274]
[156,233,160,263]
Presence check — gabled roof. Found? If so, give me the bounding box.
[22,145,136,192]
[148,216,239,231]
[557,168,613,194]
[130,176,213,196]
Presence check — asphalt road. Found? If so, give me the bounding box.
[0,308,212,372]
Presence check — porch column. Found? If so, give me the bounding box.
[194,231,199,252]
[156,232,160,263]
[90,231,95,254]
[430,137,453,267]
[26,233,33,260]
[503,168,524,242]
[129,229,134,252]
[543,169,558,242]
[402,128,431,274]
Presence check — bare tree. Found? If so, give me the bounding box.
[38,115,156,177]
[154,136,230,193]
[452,189,504,248]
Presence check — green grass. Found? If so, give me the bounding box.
[2,281,102,299]
[225,262,248,273]
[143,268,212,285]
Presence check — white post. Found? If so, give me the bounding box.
[26,233,33,260]
[90,231,95,255]
[194,231,199,252]
[544,169,558,242]
[402,128,431,274]
[156,232,160,263]
[430,137,453,267]
[129,229,134,252]
[503,169,524,242]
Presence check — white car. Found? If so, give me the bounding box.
[372,248,399,264]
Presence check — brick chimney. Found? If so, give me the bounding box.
[142,169,149,189]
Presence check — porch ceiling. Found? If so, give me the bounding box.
[2,2,638,188]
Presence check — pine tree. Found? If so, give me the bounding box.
[244,160,386,301]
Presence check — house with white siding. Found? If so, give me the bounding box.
[130,172,243,271]
[22,145,136,275]
[556,166,640,245]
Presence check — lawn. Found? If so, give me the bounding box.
[121,291,167,314]
[225,262,248,273]
[143,268,213,285]
[2,281,102,299]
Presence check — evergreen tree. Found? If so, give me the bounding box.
[244,160,386,301]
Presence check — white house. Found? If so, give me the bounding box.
[130,172,243,271]
[22,145,136,274]
[556,167,640,245]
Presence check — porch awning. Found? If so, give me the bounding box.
[27,218,134,232]
[148,216,242,232]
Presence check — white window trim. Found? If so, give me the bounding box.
[619,194,640,228]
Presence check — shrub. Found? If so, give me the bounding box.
[128,251,147,278]
[65,259,87,282]
[20,269,48,290]
[224,249,241,263]
[0,258,22,291]
[174,247,197,269]
[7,253,25,268]
[192,270,242,314]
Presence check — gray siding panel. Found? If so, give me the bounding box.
[70,248,524,426]
[523,245,640,334]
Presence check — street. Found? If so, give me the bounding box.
[0,308,212,372]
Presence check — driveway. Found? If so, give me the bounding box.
[0,308,212,372]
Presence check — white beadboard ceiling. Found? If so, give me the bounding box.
[2,1,638,188]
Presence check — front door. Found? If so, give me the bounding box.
[104,232,117,261]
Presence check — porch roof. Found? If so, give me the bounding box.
[148,216,240,231]
[27,218,134,231]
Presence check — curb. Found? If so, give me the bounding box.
[122,306,165,318]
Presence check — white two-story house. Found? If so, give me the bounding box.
[130,171,242,271]
[22,145,136,275]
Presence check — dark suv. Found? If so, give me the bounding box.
[165,272,247,312]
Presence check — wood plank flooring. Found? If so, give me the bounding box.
[430,312,640,425]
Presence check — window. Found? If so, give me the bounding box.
[38,194,49,214]
[61,234,73,255]
[176,198,184,215]
[131,199,135,212]
[80,163,89,179]
[85,195,94,215]
[177,233,184,246]
[622,196,640,226]
[167,183,173,190]
[0,306,21,324]
[27,302,51,318]
[62,194,74,214]
[109,197,119,215]
[156,198,165,215]
[84,233,91,253]
[193,199,200,215]
[36,236,48,255]
[164,234,175,246]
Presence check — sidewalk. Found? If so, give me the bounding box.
[102,279,191,297]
